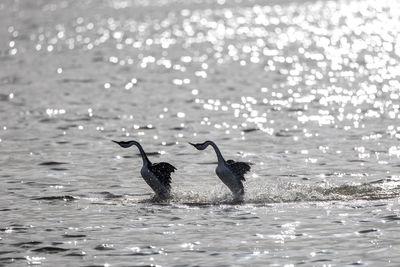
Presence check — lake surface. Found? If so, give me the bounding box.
[1,0,400,265]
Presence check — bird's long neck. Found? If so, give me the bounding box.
[206,141,225,164]
[133,142,151,166]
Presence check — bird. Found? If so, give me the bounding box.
[189,140,251,201]
[112,140,176,200]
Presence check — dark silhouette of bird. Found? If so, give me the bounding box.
[189,140,251,201]
[112,140,176,199]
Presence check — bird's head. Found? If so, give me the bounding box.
[112,140,138,148]
[188,141,210,151]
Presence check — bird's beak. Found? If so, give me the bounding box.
[188,142,195,146]
[112,140,119,144]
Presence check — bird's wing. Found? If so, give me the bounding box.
[226,160,251,181]
[149,162,177,188]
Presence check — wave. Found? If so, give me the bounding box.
[33,180,400,206]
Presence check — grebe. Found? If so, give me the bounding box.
[189,141,250,201]
[113,140,176,199]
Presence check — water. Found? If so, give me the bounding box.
[1,0,400,265]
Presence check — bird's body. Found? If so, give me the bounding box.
[113,140,176,199]
[216,162,244,197]
[140,166,169,198]
[190,141,250,201]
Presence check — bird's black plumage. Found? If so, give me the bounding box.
[112,140,177,199]
[148,162,177,188]
[226,160,251,181]
[189,140,251,201]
